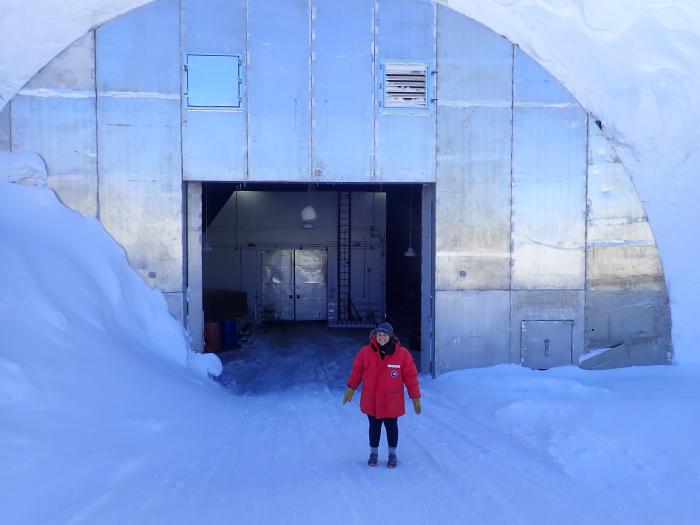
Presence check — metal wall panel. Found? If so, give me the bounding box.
[421,184,435,374]
[375,0,435,182]
[11,31,98,216]
[248,0,310,181]
[586,291,671,365]
[0,103,9,150]
[587,245,665,291]
[11,96,97,217]
[186,183,204,352]
[587,122,655,243]
[312,0,374,182]
[514,47,577,105]
[585,118,670,364]
[435,6,512,292]
[25,32,96,92]
[96,0,180,95]
[96,0,183,292]
[511,106,587,289]
[434,290,510,372]
[436,6,512,104]
[164,291,185,323]
[182,0,247,181]
[182,0,246,53]
[435,108,512,290]
[97,97,183,292]
[510,290,585,364]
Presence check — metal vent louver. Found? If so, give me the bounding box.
[383,63,428,108]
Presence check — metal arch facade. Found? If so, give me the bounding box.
[3,0,671,370]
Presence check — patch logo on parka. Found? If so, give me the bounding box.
[391,370,398,377]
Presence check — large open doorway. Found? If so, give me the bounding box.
[186,182,434,379]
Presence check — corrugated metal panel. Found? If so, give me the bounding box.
[434,290,510,372]
[96,0,183,292]
[375,0,435,182]
[0,103,9,151]
[435,7,512,291]
[312,0,373,182]
[25,32,95,92]
[11,96,97,217]
[511,106,587,290]
[511,290,584,364]
[248,0,310,182]
[514,47,577,105]
[182,0,247,181]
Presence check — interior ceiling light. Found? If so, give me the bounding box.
[301,184,317,228]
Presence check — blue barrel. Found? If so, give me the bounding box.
[220,319,237,349]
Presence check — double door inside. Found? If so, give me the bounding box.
[262,249,328,321]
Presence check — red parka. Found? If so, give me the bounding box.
[347,337,421,419]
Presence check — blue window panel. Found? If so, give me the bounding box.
[186,54,242,108]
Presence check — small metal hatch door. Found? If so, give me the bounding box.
[521,320,573,369]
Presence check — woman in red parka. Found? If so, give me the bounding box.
[342,322,421,468]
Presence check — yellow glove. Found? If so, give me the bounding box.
[412,397,422,415]
[342,387,355,405]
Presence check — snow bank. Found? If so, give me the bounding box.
[0,153,221,380]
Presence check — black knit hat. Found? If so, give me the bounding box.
[374,322,394,337]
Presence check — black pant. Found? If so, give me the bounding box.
[368,415,398,448]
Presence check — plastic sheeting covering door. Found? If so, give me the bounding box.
[261,249,327,321]
[262,250,294,320]
[294,250,328,321]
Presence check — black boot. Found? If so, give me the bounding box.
[368,452,378,467]
[387,453,397,468]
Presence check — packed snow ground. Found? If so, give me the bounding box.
[2,174,700,524]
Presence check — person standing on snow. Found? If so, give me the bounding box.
[342,322,422,468]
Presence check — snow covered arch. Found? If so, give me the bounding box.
[1,0,698,362]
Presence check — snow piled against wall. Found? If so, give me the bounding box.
[0,153,222,383]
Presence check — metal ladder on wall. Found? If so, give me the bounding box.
[337,191,353,322]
